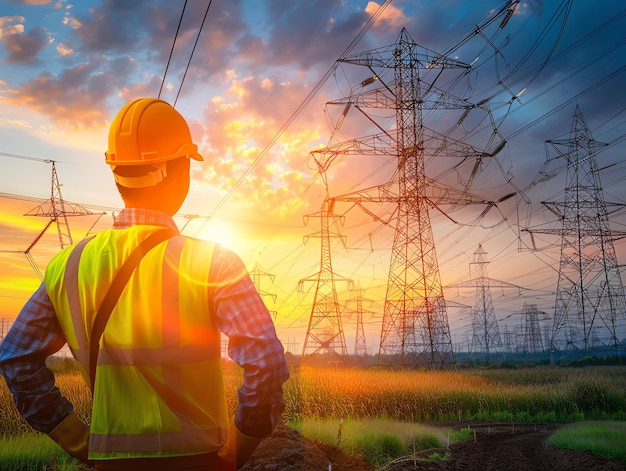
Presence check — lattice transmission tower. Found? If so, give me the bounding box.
[532,106,626,353]
[307,23,516,368]
[250,263,277,319]
[299,197,352,366]
[518,302,545,355]
[22,160,93,279]
[346,281,372,368]
[448,244,521,357]
[304,0,524,369]
[25,161,92,247]
[342,30,490,369]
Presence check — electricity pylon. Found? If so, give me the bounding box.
[299,197,352,366]
[307,2,520,368]
[250,263,277,319]
[25,161,93,248]
[448,244,521,357]
[24,160,92,279]
[519,302,545,354]
[346,281,372,368]
[338,29,488,369]
[531,106,626,353]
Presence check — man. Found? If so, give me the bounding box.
[0,98,289,470]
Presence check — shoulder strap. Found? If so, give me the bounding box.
[89,228,176,391]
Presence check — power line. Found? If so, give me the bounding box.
[0,151,52,163]
[0,151,102,168]
[159,0,189,99]
[175,0,213,107]
[193,0,393,237]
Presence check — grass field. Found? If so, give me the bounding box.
[547,420,626,463]
[2,363,626,435]
[1,363,625,467]
[280,365,626,423]
[289,417,461,467]
[0,433,90,470]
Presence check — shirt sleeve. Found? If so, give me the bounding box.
[0,283,73,433]
[209,246,289,438]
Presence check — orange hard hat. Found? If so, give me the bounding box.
[105,98,203,166]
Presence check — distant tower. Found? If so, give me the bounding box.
[25,161,92,248]
[539,106,626,352]
[24,160,92,279]
[250,263,277,319]
[283,338,299,355]
[299,197,351,366]
[347,281,370,368]
[449,245,520,357]
[519,303,545,354]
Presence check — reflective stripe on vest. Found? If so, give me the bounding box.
[44,226,228,460]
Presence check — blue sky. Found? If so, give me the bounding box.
[1,0,625,352]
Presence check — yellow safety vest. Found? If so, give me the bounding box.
[44,225,229,460]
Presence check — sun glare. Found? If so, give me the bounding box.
[198,220,241,253]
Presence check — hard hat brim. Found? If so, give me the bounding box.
[105,98,204,165]
[105,143,203,165]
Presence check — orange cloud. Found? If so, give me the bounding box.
[55,39,73,56]
[365,1,408,30]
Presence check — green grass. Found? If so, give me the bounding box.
[0,433,87,470]
[4,364,626,436]
[289,417,453,467]
[547,421,626,463]
[283,366,626,424]
[2,364,626,468]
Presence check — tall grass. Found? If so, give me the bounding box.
[290,417,450,467]
[282,366,626,423]
[547,421,626,463]
[0,433,86,470]
[3,364,626,437]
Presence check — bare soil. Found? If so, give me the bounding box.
[242,422,626,471]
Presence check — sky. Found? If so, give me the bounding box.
[0,0,625,356]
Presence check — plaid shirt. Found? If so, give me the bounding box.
[0,208,289,437]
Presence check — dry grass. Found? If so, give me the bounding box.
[281,366,626,423]
[2,362,625,437]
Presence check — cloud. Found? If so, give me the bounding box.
[5,55,139,128]
[262,0,371,69]
[69,1,149,53]
[55,38,73,55]
[4,0,52,4]
[366,1,409,30]
[0,16,25,30]
[0,116,32,128]
[189,74,320,219]
[202,69,324,153]
[1,22,51,63]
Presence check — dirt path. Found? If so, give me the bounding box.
[393,424,626,471]
[242,423,626,471]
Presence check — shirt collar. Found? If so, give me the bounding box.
[113,208,180,232]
